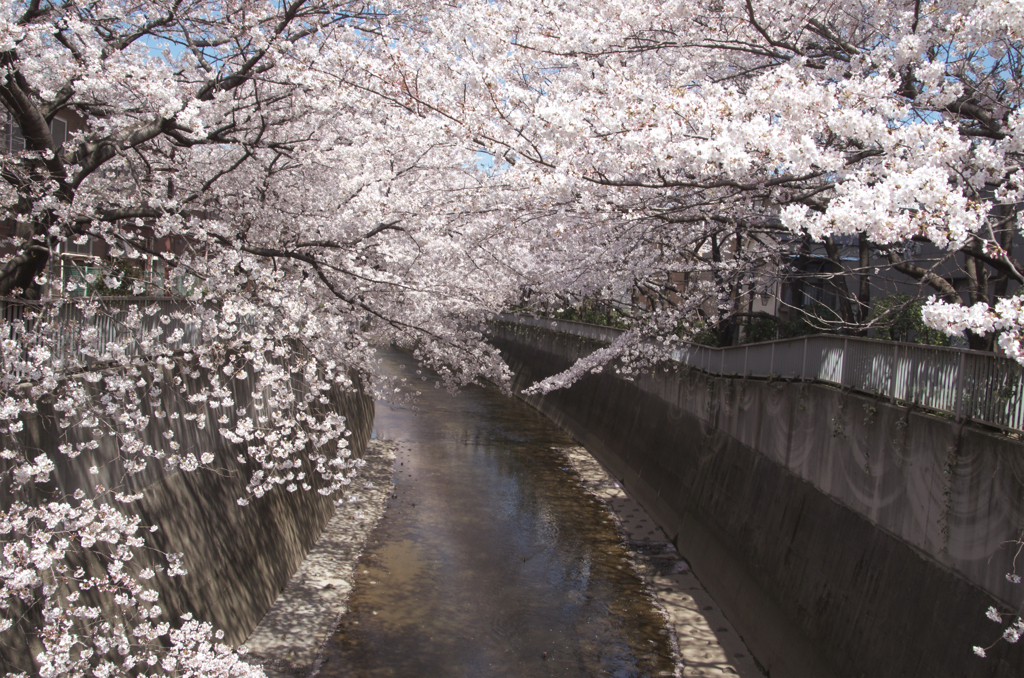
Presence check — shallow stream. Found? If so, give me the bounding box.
[317,348,676,677]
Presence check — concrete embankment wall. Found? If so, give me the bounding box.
[490,321,1024,678]
[2,360,373,674]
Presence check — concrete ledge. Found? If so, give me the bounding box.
[558,444,765,678]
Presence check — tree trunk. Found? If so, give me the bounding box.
[964,249,994,351]
[823,235,857,326]
[857,233,870,329]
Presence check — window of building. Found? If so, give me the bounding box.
[1,111,69,152]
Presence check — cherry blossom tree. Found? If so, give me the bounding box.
[377,0,1024,650]
[0,0,521,674]
[6,0,1024,671]
[373,0,1024,354]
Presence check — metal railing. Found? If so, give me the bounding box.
[500,314,1024,433]
[2,297,206,374]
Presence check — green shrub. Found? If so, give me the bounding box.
[868,294,949,345]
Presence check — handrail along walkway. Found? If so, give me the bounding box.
[499,313,1024,434]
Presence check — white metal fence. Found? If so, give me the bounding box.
[500,314,1024,433]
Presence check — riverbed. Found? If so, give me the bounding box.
[246,347,758,678]
[317,348,677,677]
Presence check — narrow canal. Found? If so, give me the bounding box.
[317,347,677,677]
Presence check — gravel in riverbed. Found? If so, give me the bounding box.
[556,445,764,678]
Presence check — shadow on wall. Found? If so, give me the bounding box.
[0,361,374,675]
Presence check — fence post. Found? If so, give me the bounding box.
[842,337,849,388]
[801,337,807,381]
[889,344,898,404]
[721,349,725,376]
[955,352,966,420]
[744,345,749,376]
[770,342,775,376]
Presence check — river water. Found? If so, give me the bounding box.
[317,348,676,678]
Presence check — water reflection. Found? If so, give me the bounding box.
[318,348,675,678]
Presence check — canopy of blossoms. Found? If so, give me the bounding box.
[2,0,1023,673]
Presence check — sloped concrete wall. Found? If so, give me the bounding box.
[491,321,1024,678]
[1,361,373,674]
